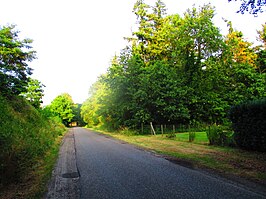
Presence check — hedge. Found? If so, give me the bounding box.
[229,98,266,152]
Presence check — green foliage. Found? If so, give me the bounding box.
[72,104,86,126]
[207,125,234,146]
[49,93,75,126]
[0,95,65,185]
[118,127,139,136]
[20,78,45,109]
[229,98,266,151]
[81,1,266,141]
[81,76,109,127]
[0,25,36,97]
[188,132,196,142]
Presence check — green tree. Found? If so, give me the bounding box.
[0,25,36,97]
[20,78,45,109]
[81,76,109,127]
[72,104,86,126]
[256,23,266,73]
[49,93,75,126]
[257,23,266,47]
[131,0,168,62]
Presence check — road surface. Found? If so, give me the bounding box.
[71,127,265,199]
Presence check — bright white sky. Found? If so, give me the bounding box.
[0,0,265,105]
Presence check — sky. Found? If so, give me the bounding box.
[1,0,265,105]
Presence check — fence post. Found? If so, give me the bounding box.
[173,125,175,133]
[161,125,164,136]
[150,122,156,135]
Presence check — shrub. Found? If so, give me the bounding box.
[207,125,233,146]
[229,98,266,152]
[189,132,196,142]
[119,126,139,136]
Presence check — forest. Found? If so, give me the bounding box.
[81,1,266,135]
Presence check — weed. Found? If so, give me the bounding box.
[189,132,196,142]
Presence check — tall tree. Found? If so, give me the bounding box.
[132,0,168,62]
[0,25,36,97]
[49,93,75,126]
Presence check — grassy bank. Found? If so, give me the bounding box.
[0,95,66,198]
[92,128,266,186]
[0,134,66,199]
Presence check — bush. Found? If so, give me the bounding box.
[119,126,139,136]
[207,125,234,146]
[229,98,266,152]
[189,132,196,142]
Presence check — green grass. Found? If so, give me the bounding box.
[175,132,209,144]
[0,95,67,198]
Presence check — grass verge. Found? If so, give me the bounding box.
[92,128,266,186]
[0,132,66,199]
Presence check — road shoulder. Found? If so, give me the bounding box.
[45,129,80,199]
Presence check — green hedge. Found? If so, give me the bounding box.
[229,98,266,152]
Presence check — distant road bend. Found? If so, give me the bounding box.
[48,127,266,199]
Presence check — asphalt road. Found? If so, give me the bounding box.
[74,128,265,199]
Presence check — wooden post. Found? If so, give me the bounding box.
[141,123,144,134]
[161,125,164,136]
[173,125,175,133]
[150,122,156,135]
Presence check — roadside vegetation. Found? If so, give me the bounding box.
[0,25,68,198]
[81,0,266,186]
[81,0,266,151]
[0,96,66,198]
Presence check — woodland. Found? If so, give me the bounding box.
[81,1,266,134]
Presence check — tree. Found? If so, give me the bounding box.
[228,0,266,15]
[224,21,258,68]
[131,0,168,62]
[0,25,36,97]
[256,23,266,73]
[81,76,109,127]
[20,78,45,109]
[72,104,86,126]
[49,93,75,126]
[257,23,266,47]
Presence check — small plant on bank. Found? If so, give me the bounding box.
[166,132,176,139]
[119,126,139,136]
[189,132,196,142]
